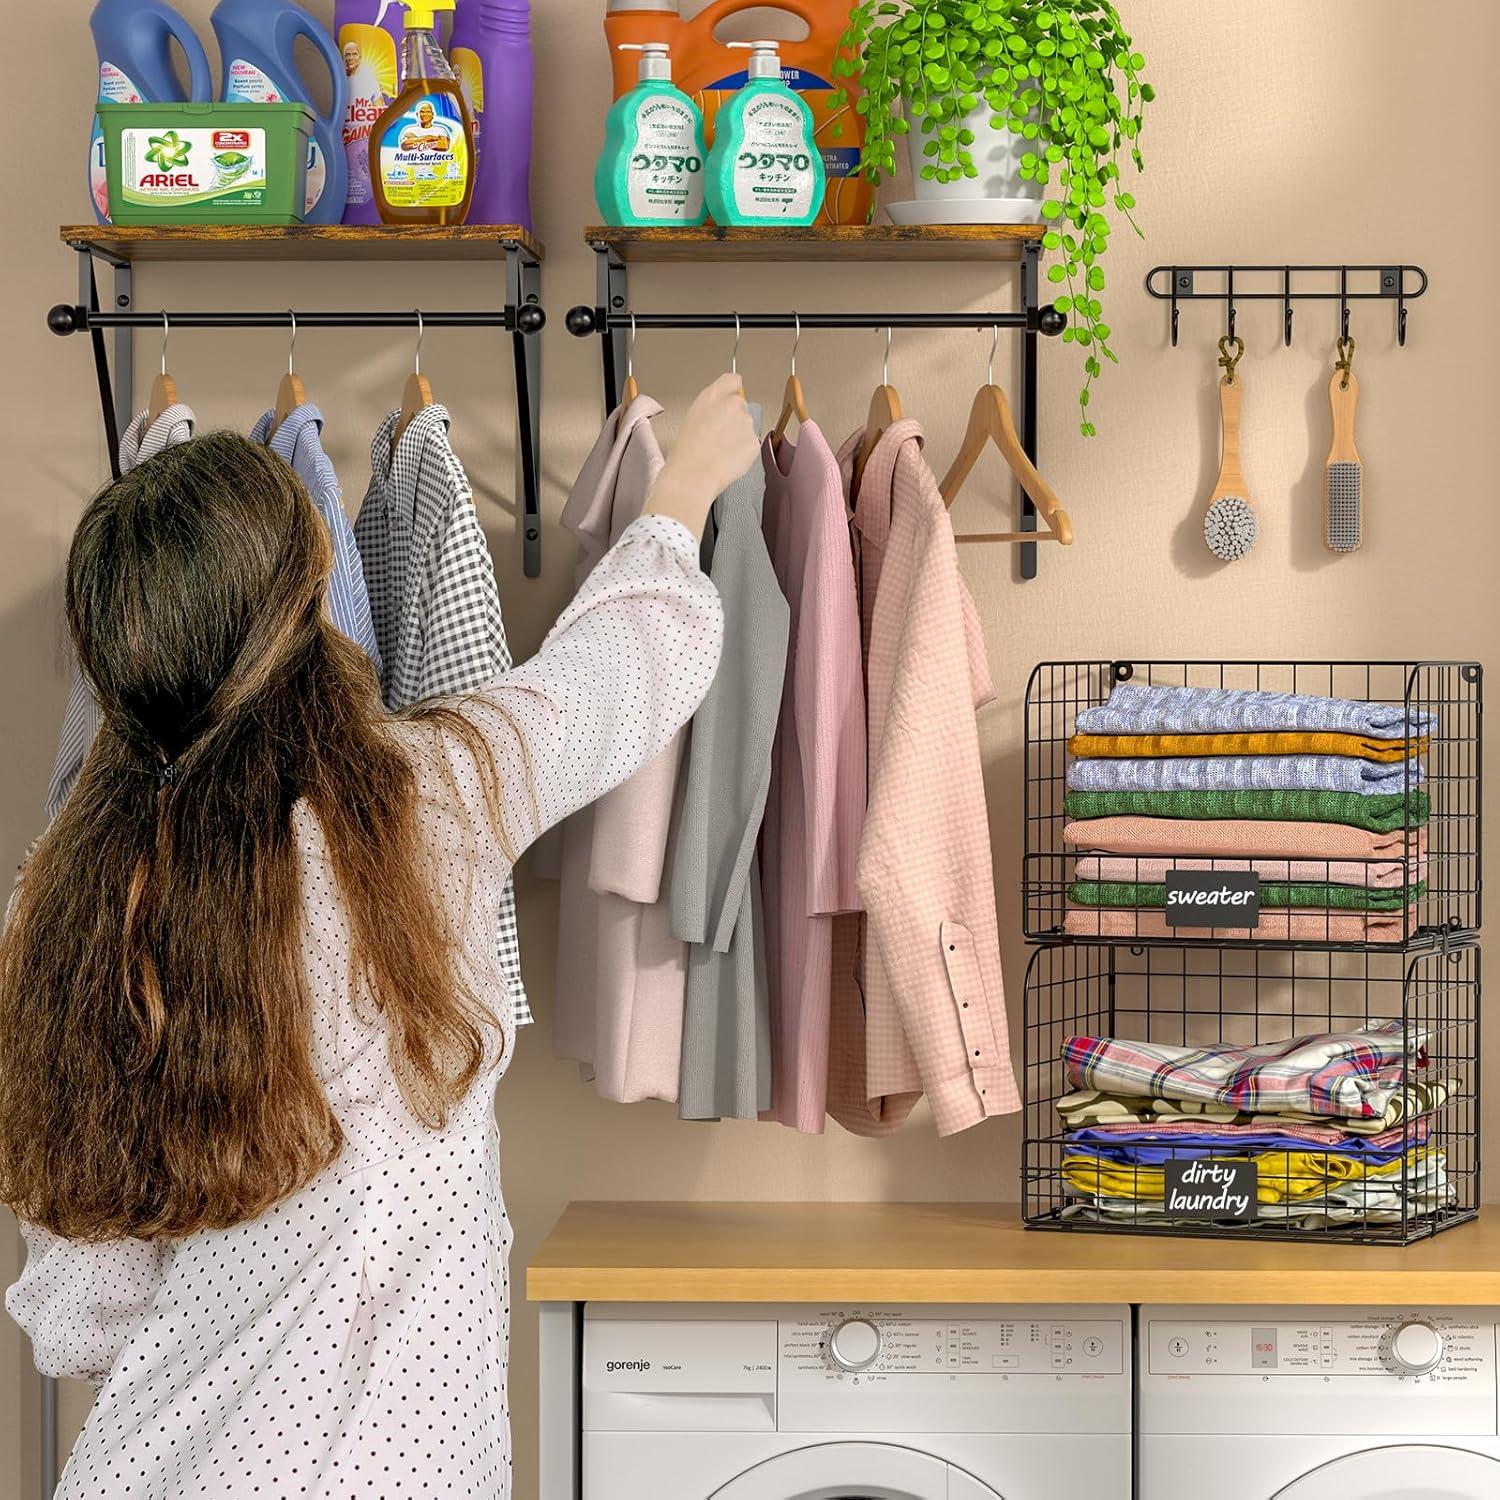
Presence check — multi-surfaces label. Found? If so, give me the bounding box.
[378,93,469,208]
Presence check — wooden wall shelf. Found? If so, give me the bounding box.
[584,223,1045,263]
[527,1201,1500,1306]
[60,223,544,264]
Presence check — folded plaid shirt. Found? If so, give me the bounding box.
[1061,1021,1426,1120]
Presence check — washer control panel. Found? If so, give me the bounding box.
[1148,1312,1488,1383]
[783,1312,1125,1378]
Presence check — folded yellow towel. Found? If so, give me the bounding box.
[1068,731,1429,762]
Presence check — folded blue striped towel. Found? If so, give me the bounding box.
[1076,684,1436,739]
[1067,752,1424,796]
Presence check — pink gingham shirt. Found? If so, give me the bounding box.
[833,419,1020,1135]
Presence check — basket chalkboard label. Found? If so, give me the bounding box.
[1163,870,1261,927]
[1163,1159,1259,1221]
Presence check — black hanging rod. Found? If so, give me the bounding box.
[48,305,546,335]
[564,307,1067,336]
[1145,263,1427,347]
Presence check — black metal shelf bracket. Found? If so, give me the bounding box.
[49,239,548,578]
[1147,262,1428,350]
[567,238,1066,580]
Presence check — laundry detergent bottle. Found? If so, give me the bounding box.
[88,0,214,223]
[210,0,349,225]
[336,0,405,223]
[596,43,706,227]
[370,0,475,225]
[448,0,533,228]
[705,40,824,226]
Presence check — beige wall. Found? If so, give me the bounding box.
[3,1,1497,1494]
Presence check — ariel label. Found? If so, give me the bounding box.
[378,93,469,208]
[91,62,145,219]
[628,97,703,221]
[119,126,269,208]
[732,95,815,219]
[340,23,398,207]
[224,58,326,215]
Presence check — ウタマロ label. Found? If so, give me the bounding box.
[224,58,326,214]
[119,126,269,208]
[378,93,469,208]
[732,94,815,219]
[628,97,703,221]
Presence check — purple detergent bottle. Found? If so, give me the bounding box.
[448,0,533,228]
[336,0,406,223]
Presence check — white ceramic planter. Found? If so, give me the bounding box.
[889,93,1044,226]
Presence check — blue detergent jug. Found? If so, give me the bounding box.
[89,0,214,223]
[210,0,349,225]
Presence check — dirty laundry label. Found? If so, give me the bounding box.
[224,58,326,214]
[733,95,815,219]
[92,63,145,218]
[378,93,469,208]
[1163,870,1261,928]
[119,127,269,208]
[1163,1159,1258,1221]
[629,97,703,220]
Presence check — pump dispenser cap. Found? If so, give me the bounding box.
[727,40,783,79]
[619,41,674,82]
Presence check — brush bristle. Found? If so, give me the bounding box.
[1327,461,1362,552]
[1205,495,1258,561]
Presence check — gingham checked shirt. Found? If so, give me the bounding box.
[353,405,531,1027]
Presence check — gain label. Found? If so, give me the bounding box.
[378,92,469,208]
[628,96,703,221]
[732,95,815,220]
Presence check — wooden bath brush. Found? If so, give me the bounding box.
[1203,335,1258,561]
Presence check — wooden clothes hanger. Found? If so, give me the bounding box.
[852,325,902,493]
[146,311,179,427]
[392,309,434,452]
[770,312,810,448]
[939,326,1073,547]
[269,310,307,438]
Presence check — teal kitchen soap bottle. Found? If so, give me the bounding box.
[595,42,706,226]
[704,39,824,226]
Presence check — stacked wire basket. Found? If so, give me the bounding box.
[1020,660,1482,1244]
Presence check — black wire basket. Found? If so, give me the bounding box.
[1023,660,1481,951]
[1020,941,1479,1245]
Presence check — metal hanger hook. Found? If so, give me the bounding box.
[882,325,893,386]
[731,312,741,376]
[627,313,637,381]
[159,311,170,376]
[988,324,1000,386]
[789,312,800,378]
[413,309,424,376]
[287,310,297,375]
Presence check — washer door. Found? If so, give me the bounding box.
[1272,1444,1500,1499]
[708,1441,1001,1500]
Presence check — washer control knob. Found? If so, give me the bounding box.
[1390,1320,1444,1376]
[829,1319,881,1371]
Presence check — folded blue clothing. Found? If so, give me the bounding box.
[1076,683,1436,739]
[1065,1129,1414,1166]
[1067,752,1424,797]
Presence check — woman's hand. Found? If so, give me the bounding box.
[645,374,761,538]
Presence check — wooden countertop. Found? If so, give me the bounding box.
[526,1202,1500,1306]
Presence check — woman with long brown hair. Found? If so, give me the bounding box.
[1,374,756,1497]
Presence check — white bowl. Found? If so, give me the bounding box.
[885,197,1044,226]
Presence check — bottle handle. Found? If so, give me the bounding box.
[161,13,215,103]
[696,0,824,42]
[288,12,352,133]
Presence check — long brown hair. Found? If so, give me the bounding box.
[0,433,505,1241]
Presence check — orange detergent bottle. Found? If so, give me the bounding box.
[604,0,871,226]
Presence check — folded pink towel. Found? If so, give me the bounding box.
[1063,816,1427,863]
[1062,906,1418,943]
[1073,853,1425,890]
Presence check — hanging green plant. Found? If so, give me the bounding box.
[831,0,1155,435]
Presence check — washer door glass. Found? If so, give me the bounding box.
[1273,1444,1500,1500]
[708,1440,1002,1500]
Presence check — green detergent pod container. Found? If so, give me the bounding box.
[98,102,314,224]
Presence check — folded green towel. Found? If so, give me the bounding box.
[1069,880,1427,912]
[1062,787,1430,834]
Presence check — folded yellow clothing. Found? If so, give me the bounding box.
[1061,1146,1440,1205]
[1068,731,1430,762]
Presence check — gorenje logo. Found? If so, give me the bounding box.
[605,1359,652,1373]
[1163,870,1261,928]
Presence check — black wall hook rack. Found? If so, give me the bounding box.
[571,234,1066,579]
[1146,263,1428,350]
[49,234,548,577]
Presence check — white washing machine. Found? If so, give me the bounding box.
[1139,1304,1500,1498]
[582,1302,1131,1499]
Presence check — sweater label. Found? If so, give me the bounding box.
[628,97,704,220]
[732,95,815,219]
[1163,1159,1259,1221]
[1163,870,1261,927]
